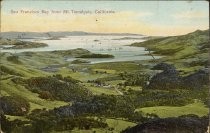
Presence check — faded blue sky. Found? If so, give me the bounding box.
[1,1,209,35]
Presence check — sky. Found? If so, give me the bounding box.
[1,1,209,36]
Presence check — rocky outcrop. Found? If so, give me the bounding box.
[151,63,176,71]
[182,69,209,89]
[146,63,209,90]
[146,63,182,90]
[122,116,208,133]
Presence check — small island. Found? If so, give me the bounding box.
[76,53,114,58]
[71,59,90,64]
[0,38,48,49]
[46,37,61,40]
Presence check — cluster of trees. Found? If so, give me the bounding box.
[7,55,22,64]
[38,91,54,100]
[0,113,32,133]
[2,93,156,133]
[123,114,209,133]
[55,117,108,131]
[53,94,158,123]
[0,109,108,133]
[0,96,30,116]
[25,74,91,102]
[5,75,203,132]
[117,65,209,108]
[123,89,194,108]
[2,65,208,132]
[68,94,135,118]
[123,72,150,87]
[118,71,150,87]
[0,114,12,133]
[88,75,121,86]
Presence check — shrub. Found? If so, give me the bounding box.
[0,96,30,116]
[39,91,54,100]
[25,75,90,102]
[7,55,22,64]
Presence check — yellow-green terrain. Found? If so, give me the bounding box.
[0,29,209,133]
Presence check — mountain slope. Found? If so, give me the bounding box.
[0,31,143,39]
[131,29,209,74]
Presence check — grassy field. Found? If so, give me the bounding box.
[5,115,30,121]
[91,62,142,72]
[105,118,136,132]
[0,79,68,112]
[136,101,208,118]
[0,55,69,112]
[56,67,110,82]
[84,84,120,95]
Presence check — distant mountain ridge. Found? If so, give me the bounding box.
[0,31,143,39]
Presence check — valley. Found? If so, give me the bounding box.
[0,29,209,133]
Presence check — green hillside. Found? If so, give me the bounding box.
[0,29,209,133]
[131,29,209,74]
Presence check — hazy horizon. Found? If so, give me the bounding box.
[1,28,209,37]
[1,1,209,36]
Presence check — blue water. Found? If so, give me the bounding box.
[1,35,162,63]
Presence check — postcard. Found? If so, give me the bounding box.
[0,1,209,133]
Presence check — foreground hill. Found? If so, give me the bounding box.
[123,115,208,133]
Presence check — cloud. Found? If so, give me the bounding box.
[173,11,208,19]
